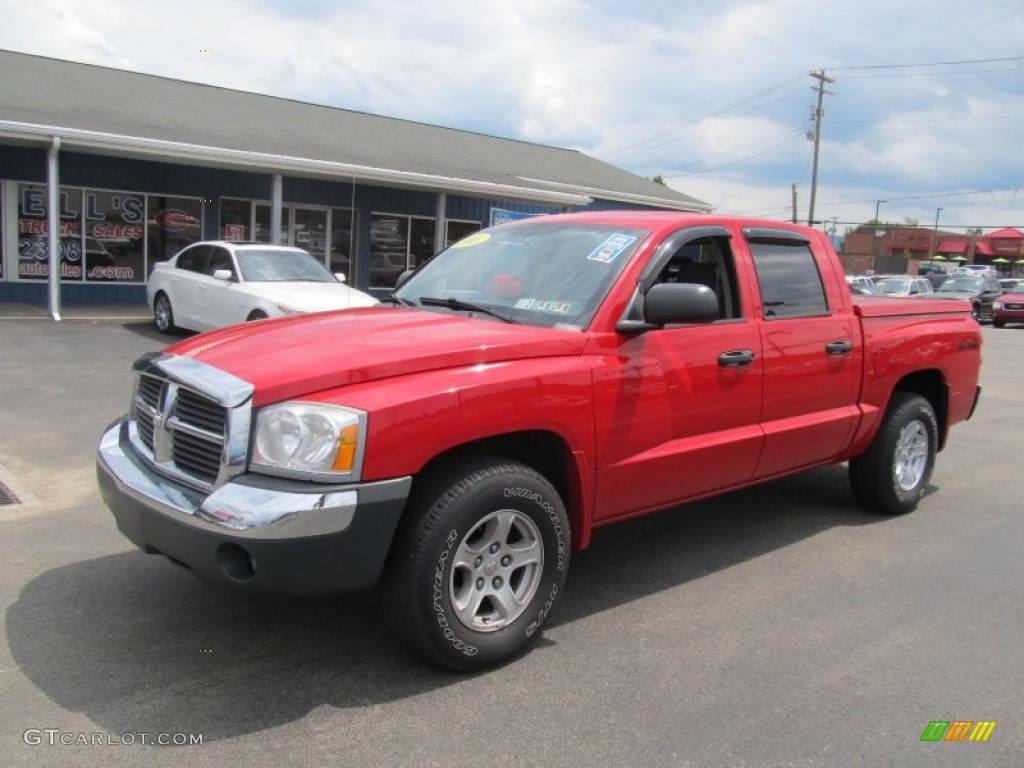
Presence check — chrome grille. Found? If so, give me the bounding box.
[1004,302,1023,311]
[128,354,253,492]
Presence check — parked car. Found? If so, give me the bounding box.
[845,275,876,293]
[876,277,934,297]
[147,241,378,333]
[933,275,1003,322]
[992,287,1024,328]
[998,278,1024,294]
[950,264,997,278]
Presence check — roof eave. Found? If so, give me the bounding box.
[0,119,593,207]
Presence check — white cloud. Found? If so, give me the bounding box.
[0,0,1021,230]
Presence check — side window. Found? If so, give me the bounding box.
[207,247,235,277]
[748,240,829,319]
[176,245,211,273]
[655,236,742,320]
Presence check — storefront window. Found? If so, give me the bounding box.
[147,196,203,272]
[446,220,481,248]
[369,215,408,287]
[220,199,251,241]
[410,218,436,269]
[330,208,357,281]
[17,184,83,281]
[293,207,327,264]
[254,205,288,244]
[84,190,146,282]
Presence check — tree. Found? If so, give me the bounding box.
[967,227,983,237]
[648,174,667,186]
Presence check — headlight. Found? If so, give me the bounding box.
[251,401,366,481]
[993,301,1002,310]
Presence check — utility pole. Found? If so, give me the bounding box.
[807,69,834,228]
[791,183,798,224]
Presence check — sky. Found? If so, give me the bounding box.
[1,0,1022,235]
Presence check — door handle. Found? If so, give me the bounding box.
[826,340,854,355]
[718,349,755,367]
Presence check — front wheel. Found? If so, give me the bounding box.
[992,319,1005,328]
[385,457,570,671]
[153,293,176,334]
[849,393,938,515]
[246,310,268,322]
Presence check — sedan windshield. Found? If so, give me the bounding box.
[880,279,912,294]
[393,221,650,329]
[236,250,337,282]
[938,278,983,293]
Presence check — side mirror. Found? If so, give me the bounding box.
[643,282,720,326]
[212,269,234,281]
[334,272,347,283]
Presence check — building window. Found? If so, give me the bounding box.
[446,220,481,248]
[330,208,356,281]
[369,214,409,287]
[84,190,146,283]
[220,198,251,241]
[146,196,203,273]
[16,184,83,281]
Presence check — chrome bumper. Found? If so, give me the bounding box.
[96,418,411,593]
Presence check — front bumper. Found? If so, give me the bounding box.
[97,418,411,594]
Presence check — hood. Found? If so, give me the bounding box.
[164,306,588,406]
[243,281,378,311]
[933,290,979,300]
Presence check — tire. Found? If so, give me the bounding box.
[385,457,570,671]
[153,292,176,334]
[849,392,938,515]
[992,319,1005,328]
[970,303,981,322]
[247,310,268,321]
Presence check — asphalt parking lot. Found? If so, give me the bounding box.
[1,318,1021,767]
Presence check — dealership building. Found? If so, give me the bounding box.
[0,50,709,310]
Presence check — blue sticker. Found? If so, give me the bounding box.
[587,234,637,264]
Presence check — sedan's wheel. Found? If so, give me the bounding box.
[971,303,981,321]
[247,310,268,321]
[386,457,570,671]
[849,392,938,515]
[153,293,176,334]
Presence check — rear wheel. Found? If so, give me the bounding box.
[849,392,938,515]
[153,293,175,334]
[385,457,570,671]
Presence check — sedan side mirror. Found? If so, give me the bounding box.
[212,269,234,281]
[334,272,347,283]
[395,269,415,289]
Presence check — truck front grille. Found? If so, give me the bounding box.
[129,354,253,492]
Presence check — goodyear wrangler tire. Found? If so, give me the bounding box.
[849,392,938,515]
[385,457,570,671]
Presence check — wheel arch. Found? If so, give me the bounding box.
[891,369,949,450]
[404,430,589,551]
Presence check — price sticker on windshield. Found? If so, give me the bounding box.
[587,234,636,264]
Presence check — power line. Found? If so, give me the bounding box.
[830,55,1024,71]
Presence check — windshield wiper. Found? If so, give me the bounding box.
[418,296,516,323]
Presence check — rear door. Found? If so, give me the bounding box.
[741,228,861,479]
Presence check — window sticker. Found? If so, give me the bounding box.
[514,298,572,314]
[587,233,637,264]
[451,232,491,248]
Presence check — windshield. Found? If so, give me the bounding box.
[236,249,336,282]
[880,279,912,294]
[938,277,983,293]
[393,220,650,329]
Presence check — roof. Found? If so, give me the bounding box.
[983,227,1024,240]
[0,50,710,212]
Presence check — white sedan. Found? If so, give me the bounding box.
[147,241,378,333]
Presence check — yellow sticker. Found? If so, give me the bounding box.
[451,232,491,248]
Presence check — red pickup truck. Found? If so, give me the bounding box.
[97,211,982,670]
